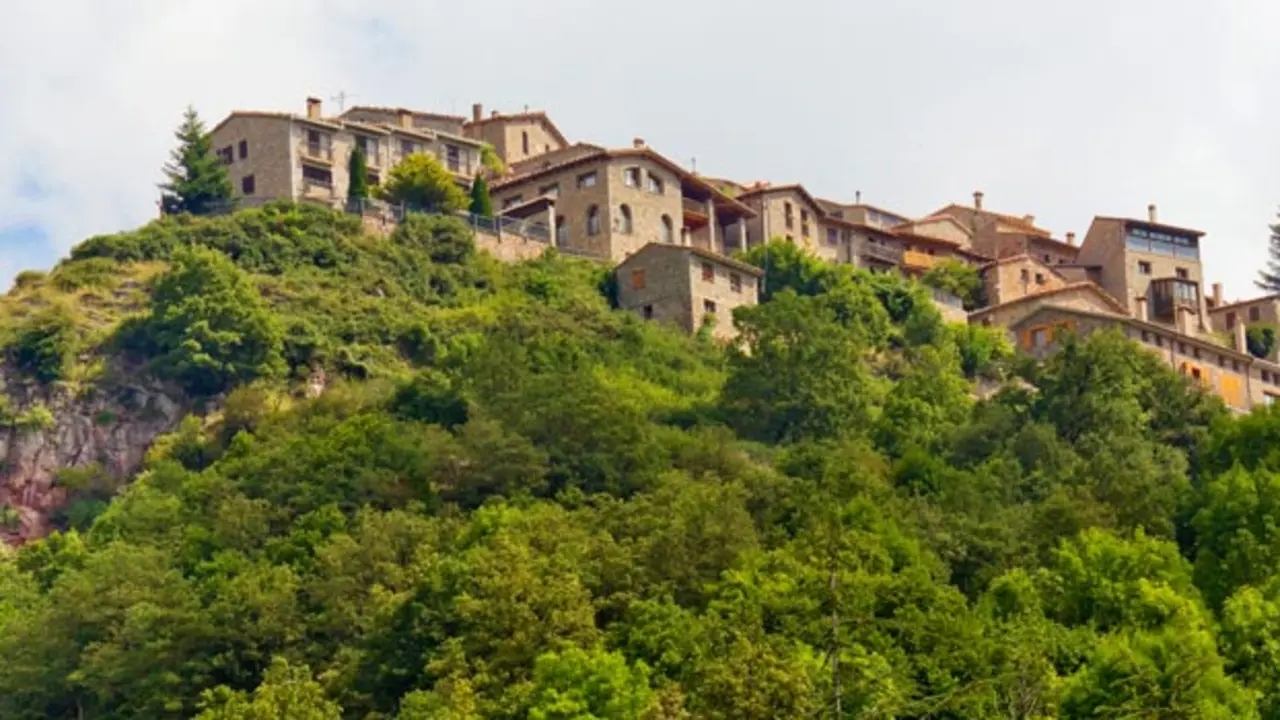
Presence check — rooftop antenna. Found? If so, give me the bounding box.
[691,156,697,173]
[330,91,357,112]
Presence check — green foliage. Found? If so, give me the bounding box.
[7,305,77,383]
[921,257,984,309]
[160,106,232,215]
[124,246,284,395]
[468,174,493,217]
[347,145,370,202]
[379,153,469,212]
[479,143,506,176]
[8,201,1280,718]
[737,238,844,301]
[1247,324,1276,359]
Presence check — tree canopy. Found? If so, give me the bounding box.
[379,153,469,212]
[159,106,233,216]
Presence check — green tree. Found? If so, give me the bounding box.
[468,174,493,217]
[921,258,984,309]
[128,246,284,395]
[160,106,232,215]
[1248,325,1277,359]
[347,145,370,203]
[8,305,77,383]
[1258,209,1280,291]
[379,153,468,212]
[526,647,656,720]
[479,143,505,176]
[196,657,341,719]
[738,239,845,302]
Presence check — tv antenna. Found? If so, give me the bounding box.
[331,90,357,112]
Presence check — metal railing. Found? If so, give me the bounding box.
[345,197,553,243]
[861,242,904,264]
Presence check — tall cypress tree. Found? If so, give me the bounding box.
[1259,210,1280,291]
[348,145,370,206]
[469,174,493,217]
[159,106,232,216]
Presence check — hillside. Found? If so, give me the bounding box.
[1,202,1280,718]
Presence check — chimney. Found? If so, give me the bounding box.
[1023,214,1036,225]
[1135,296,1149,322]
[973,190,984,210]
[1176,307,1193,337]
[306,97,322,120]
[633,137,646,149]
[1212,282,1224,308]
[855,190,862,204]
[1148,203,1158,223]
[1235,320,1248,354]
[491,110,499,118]
[397,109,412,129]
[1066,231,1076,246]
[472,103,483,122]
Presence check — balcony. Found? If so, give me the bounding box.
[861,242,903,265]
[300,141,333,163]
[301,177,334,199]
[682,197,710,218]
[902,250,935,270]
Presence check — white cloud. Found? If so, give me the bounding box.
[1,0,1278,298]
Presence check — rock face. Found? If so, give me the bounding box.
[0,371,188,544]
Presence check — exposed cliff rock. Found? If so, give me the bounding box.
[0,369,189,544]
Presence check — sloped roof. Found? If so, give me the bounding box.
[465,111,570,148]
[619,242,764,277]
[969,280,1131,319]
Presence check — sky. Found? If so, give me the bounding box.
[3,0,1280,300]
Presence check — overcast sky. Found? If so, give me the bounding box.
[3,0,1279,300]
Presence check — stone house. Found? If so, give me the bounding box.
[463,104,569,166]
[209,98,485,209]
[616,243,763,342]
[928,191,1080,265]
[489,141,756,263]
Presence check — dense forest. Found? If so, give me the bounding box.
[3,201,1280,718]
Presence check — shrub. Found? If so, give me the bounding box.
[378,153,468,212]
[1247,325,1276,359]
[8,306,77,384]
[391,213,475,265]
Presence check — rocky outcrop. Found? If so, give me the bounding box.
[0,370,189,544]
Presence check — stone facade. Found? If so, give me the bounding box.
[464,106,568,166]
[617,244,762,342]
[982,255,1068,306]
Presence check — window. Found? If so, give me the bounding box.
[1031,328,1048,348]
[1141,330,1150,343]
[1156,335,1164,348]
[1020,269,1030,284]
[502,195,524,209]
[704,300,717,314]
[624,167,641,187]
[784,202,794,229]
[1194,347,1201,359]
[647,173,663,194]
[1219,355,1227,367]
[586,205,601,235]
[1226,312,1237,329]
[241,175,255,195]
[238,140,248,159]
[445,145,461,172]
[578,171,598,188]
[1178,342,1187,354]
[618,204,633,234]
[631,269,646,290]
[701,262,714,282]
[827,228,838,246]
[642,304,654,319]
[302,165,332,185]
[1175,267,1189,279]
[555,215,568,245]
[661,215,674,244]
[357,136,379,158]
[539,183,560,198]
[1043,254,1051,263]
[217,146,233,164]
[730,273,742,293]
[1137,261,1152,275]
[522,131,529,155]
[400,139,417,156]
[1251,307,1262,322]
[1034,273,1045,285]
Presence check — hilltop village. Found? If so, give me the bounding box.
[208,97,1280,412]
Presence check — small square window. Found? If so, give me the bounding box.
[730,273,742,293]
[1251,307,1262,322]
[1141,330,1150,343]
[1020,269,1030,283]
[1043,254,1051,263]
[217,146,233,165]
[238,140,248,159]
[642,304,654,319]
[1031,328,1048,348]
[1176,267,1189,279]
[647,173,663,194]
[624,168,641,187]
[701,262,714,282]
[539,183,560,198]
[241,175,255,195]
[578,172,598,188]
[703,299,717,314]
[631,269,646,290]
[1227,312,1237,329]
[1034,273,1045,285]
[1138,261,1152,275]
[400,139,416,155]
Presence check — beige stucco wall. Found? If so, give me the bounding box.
[210,116,296,204]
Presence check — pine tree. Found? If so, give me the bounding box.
[348,145,370,205]
[159,106,233,216]
[1260,212,1280,292]
[469,174,493,217]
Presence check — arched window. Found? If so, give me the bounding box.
[587,205,601,236]
[661,215,674,244]
[555,215,568,245]
[619,204,633,234]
